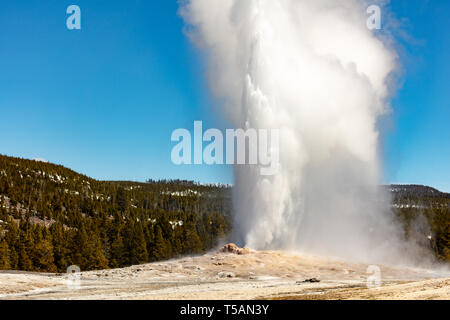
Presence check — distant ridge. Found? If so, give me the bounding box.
[386,184,450,199]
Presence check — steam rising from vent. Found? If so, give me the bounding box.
[180,0,429,264]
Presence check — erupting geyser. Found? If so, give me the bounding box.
[181,0,423,264]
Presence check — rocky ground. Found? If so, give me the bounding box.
[0,244,448,300]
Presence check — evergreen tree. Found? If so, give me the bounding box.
[72,225,108,270]
[110,231,126,268]
[181,219,203,254]
[116,187,129,214]
[150,225,170,261]
[0,239,11,270]
[18,224,34,271]
[33,239,57,272]
[129,223,149,265]
[50,223,70,272]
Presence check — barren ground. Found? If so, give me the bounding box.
[0,248,448,300]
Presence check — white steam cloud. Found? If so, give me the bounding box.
[180,0,433,265]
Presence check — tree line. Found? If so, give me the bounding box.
[0,155,230,272]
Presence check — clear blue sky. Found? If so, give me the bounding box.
[0,1,448,191]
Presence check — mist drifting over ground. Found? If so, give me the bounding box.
[180,0,435,266]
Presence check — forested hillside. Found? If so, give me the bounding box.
[0,154,448,273]
[0,155,231,272]
[388,185,449,262]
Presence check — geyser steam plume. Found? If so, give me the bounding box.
[181,0,417,264]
